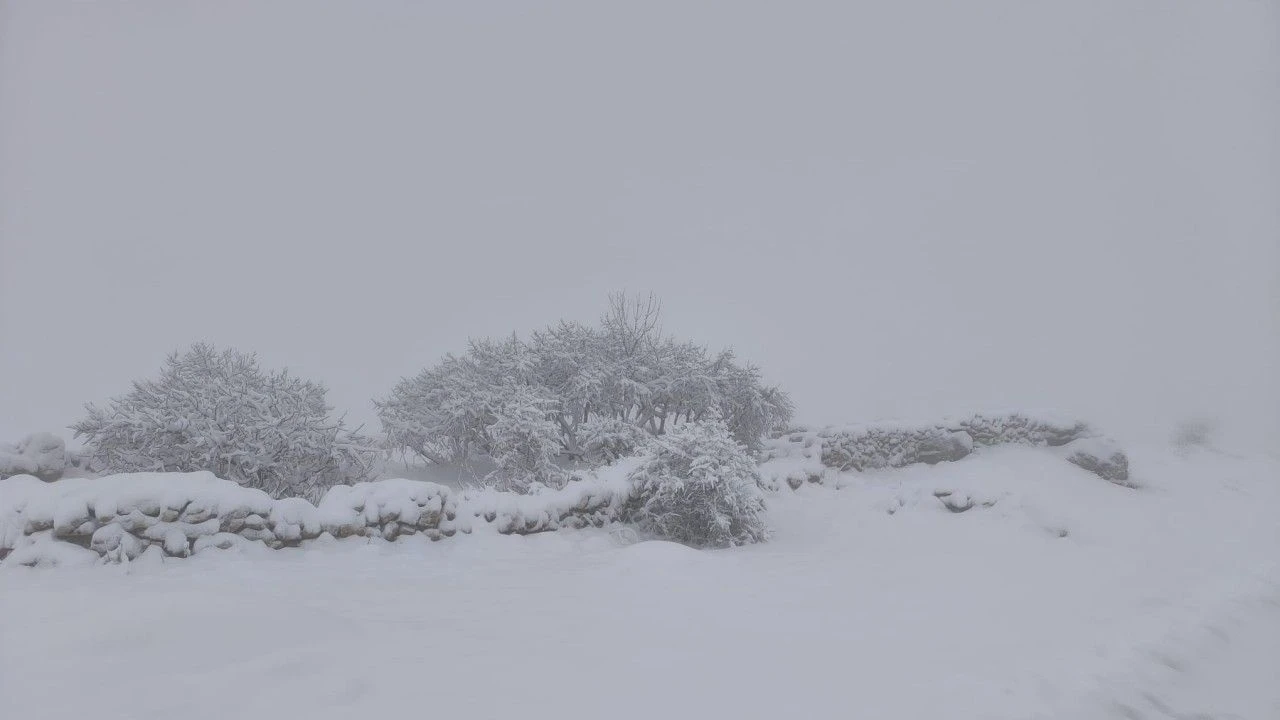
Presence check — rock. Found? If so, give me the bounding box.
[52,499,93,537]
[116,531,147,561]
[0,432,66,481]
[135,545,166,566]
[181,504,214,524]
[0,450,38,479]
[117,510,157,534]
[916,431,974,465]
[162,529,191,557]
[1063,437,1131,486]
[238,528,276,543]
[90,524,125,553]
[193,533,242,553]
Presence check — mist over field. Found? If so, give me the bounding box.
[1,1,1275,449]
[1,4,1278,720]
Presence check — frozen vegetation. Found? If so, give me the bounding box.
[70,344,379,502]
[377,293,793,490]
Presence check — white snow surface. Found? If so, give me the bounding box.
[1,446,1278,719]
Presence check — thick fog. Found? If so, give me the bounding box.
[1,1,1276,449]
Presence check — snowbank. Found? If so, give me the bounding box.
[762,411,1128,488]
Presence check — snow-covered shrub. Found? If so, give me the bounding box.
[0,432,66,481]
[1171,418,1216,453]
[580,417,651,466]
[484,385,567,491]
[377,293,792,489]
[72,344,377,501]
[621,417,770,548]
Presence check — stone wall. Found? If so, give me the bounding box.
[764,412,1129,487]
[0,470,635,567]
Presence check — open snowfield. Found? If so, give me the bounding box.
[2,446,1277,720]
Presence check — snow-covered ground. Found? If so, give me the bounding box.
[2,446,1276,719]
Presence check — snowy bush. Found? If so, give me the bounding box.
[484,384,568,490]
[0,432,66,481]
[1171,418,1216,453]
[72,344,377,501]
[377,293,792,489]
[622,417,770,548]
[579,417,652,466]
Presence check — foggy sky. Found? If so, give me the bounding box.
[2,1,1277,450]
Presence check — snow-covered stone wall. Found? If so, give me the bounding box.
[0,469,637,567]
[762,412,1129,489]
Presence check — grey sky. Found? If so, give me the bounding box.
[2,1,1276,449]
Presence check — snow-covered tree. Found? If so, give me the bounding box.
[376,293,793,488]
[483,383,566,490]
[579,417,652,466]
[621,416,770,547]
[72,344,377,501]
